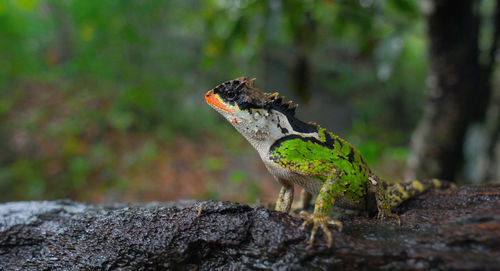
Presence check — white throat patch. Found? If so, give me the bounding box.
[227,109,320,158]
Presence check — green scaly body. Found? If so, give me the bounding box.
[269,127,370,209]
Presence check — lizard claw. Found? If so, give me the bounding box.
[299,211,342,248]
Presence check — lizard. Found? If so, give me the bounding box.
[204,77,454,247]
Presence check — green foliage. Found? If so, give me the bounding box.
[0,0,428,202]
[203,157,226,172]
[230,170,246,184]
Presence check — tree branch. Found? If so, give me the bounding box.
[1,185,499,270]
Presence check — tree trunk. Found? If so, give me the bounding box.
[484,80,500,182]
[483,0,500,182]
[407,0,495,182]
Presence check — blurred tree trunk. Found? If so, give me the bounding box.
[290,9,316,104]
[482,75,500,182]
[480,0,500,183]
[287,3,316,104]
[407,0,499,182]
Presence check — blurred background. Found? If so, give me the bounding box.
[0,0,498,204]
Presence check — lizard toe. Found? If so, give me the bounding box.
[300,211,341,248]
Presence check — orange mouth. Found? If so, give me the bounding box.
[205,90,234,114]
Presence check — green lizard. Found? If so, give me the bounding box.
[204,77,453,247]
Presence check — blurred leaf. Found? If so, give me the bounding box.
[137,142,157,163]
[230,170,246,184]
[15,0,38,12]
[203,157,226,172]
[0,99,13,115]
[62,135,87,155]
[90,143,116,167]
[356,140,383,165]
[68,156,91,189]
[107,109,135,131]
[80,23,95,42]
[246,182,260,204]
[384,146,409,162]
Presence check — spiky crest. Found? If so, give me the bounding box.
[212,77,299,116]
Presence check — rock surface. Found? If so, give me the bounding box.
[0,185,499,270]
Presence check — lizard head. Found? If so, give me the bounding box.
[205,77,315,147]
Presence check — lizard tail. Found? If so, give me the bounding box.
[386,178,455,208]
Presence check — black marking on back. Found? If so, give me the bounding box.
[324,131,337,147]
[347,147,355,163]
[267,96,317,134]
[336,138,343,149]
[360,155,366,164]
[284,115,318,134]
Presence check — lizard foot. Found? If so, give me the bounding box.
[377,211,401,226]
[299,211,342,248]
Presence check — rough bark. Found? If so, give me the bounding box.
[1,185,499,270]
[407,0,495,182]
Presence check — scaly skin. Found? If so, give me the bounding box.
[204,77,454,247]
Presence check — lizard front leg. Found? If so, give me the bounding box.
[300,171,343,247]
[275,178,294,213]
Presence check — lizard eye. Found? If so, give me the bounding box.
[226,90,237,101]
